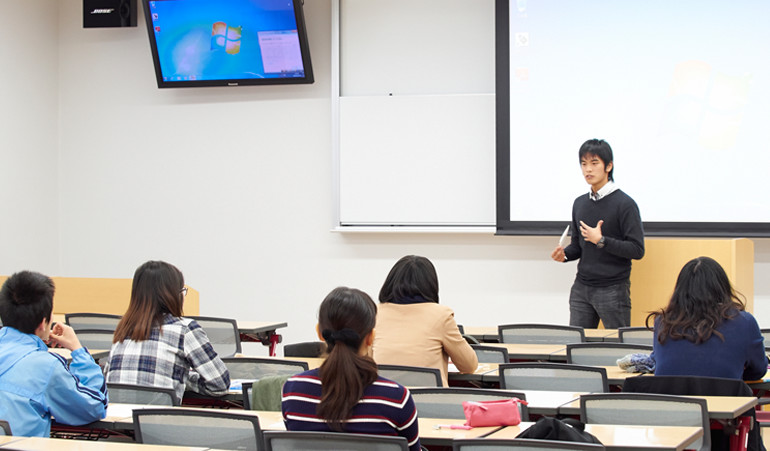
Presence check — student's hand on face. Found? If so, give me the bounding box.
[48,323,83,351]
[579,220,603,244]
[551,246,567,262]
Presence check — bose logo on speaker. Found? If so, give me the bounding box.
[90,8,115,14]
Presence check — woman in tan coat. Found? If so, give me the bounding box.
[372,255,478,386]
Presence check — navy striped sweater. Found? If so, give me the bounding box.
[281,368,421,450]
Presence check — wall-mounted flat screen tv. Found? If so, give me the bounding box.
[141,0,313,88]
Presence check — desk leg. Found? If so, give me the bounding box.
[269,333,281,357]
[729,416,751,451]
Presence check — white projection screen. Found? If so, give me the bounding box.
[495,0,770,237]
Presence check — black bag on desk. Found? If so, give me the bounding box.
[517,417,603,444]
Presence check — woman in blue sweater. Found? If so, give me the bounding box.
[648,256,767,380]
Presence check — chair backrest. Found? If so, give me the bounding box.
[471,344,509,364]
[410,387,529,421]
[107,383,179,406]
[0,420,11,436]
[133,408,263,451]
[566,343,653,366]
[377,364,443,387]
[453,438,605,450]
[498,324,585,344]
[263,430,408,451]
[222,357,309,381]
[65,313,122,331]
[74,329,117,350]
[499,363,608,393]
[187,316,242,357]
[617,327,654,346]
[283,341,325,358]
[242,374,292,411]
[580,393,710,451]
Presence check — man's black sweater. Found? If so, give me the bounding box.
[564,189,645,287]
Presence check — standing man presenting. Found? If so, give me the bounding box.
[551,139,644,329]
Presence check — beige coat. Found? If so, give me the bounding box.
[372,302,478,386]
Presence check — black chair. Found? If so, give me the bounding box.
[134,408,263,451]
[241,374,292,411]
[377,364,443,387]
[410,387,529,421]
[617,326,654,346]
[453,438,605,450]
[65,313,122,332]
[471,344,509,363]
[499,362,609,393]
[221,357,309,381]
[622,375,763,451]
[566,343,653,366]
[73,329,116,351]
[107,383,179,406]
[187,316,242,357]
[283,341,325,358]
[263,430,408,451]
[580,392,710,451]
[498,324,585,344]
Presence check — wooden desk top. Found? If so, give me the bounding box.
[488,423,703,450]
[49,347,110,362]
[418,418,514,445]
[0,437,208,450]
[559,394,757,420]
[483,343,567,361]
[462,326,618,343]
[518,390,584,416]
[236,321,288,334]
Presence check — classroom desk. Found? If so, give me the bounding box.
[0,437,209,451]
[0,437,23,448]
[418,418,516,446]
[49,347,110,363]
[237,321,288,357]
[488,423,704,451]
[482,343,567,362]
[462,326,618,343]
[558,395,758,420]
[53,315,288,357]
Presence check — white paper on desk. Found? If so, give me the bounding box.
[106,404,146,419]
[558,225,570,248]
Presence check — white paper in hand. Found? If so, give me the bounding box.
[558,225,570,248]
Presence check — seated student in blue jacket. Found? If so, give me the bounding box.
[648,256,768,381]
[0,271,108,436]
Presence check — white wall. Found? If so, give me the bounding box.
[0,0,60,275]
[3,0,769,353]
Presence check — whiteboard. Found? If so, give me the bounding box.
[335,0,496,227]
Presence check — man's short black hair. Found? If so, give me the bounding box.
[0,271,55,334]
[579,139,614,181]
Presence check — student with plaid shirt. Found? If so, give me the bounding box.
[104,261,229,404]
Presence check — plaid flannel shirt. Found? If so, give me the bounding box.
[104,314,230,403]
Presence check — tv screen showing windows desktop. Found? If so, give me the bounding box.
[142,0,313,88]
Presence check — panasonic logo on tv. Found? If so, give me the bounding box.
[90,8,115,14]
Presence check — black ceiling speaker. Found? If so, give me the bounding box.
[83,0,137,28]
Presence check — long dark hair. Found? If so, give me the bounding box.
[113,260,185,343]
[646,256,745,344]
[316,287,378,431]
[379,255,439,304]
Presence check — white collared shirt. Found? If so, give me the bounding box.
[589,180,618,202]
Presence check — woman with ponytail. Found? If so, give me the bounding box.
[281,287,420,450]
